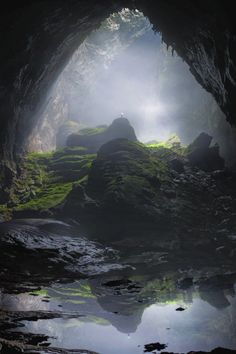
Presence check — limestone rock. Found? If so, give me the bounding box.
[84,138,168,222]
[66,117,137,152]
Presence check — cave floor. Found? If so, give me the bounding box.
[0,218,236,354]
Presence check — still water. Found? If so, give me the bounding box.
[2,278,236,353]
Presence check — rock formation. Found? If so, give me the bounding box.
[67,117,137,152]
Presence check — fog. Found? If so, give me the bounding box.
[32,9,236,163]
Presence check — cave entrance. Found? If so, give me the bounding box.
[27,8,234,163]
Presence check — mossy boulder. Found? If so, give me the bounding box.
[8,147,96,217]
[63,138,170,223]
[66,118,137,152]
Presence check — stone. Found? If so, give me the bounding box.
[169,158,185,173]
[61,138,171,226]
[188,132,213,150]
[66,117,137,152]
[187,133,225,172]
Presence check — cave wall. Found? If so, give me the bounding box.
[1,0,236,166]
[0,0,126,163]
[138,0,236,123]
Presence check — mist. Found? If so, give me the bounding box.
[32,8,236,163]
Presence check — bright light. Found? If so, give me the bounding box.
[141,101,167,120]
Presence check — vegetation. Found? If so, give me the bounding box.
[0,148,96,217]
[146,134,187,156]
[0,134,188,221]
[80,139,171,221]
[79,126,107,136]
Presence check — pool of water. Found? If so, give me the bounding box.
[2,278,236,353]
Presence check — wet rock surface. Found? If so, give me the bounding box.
[0,219,125,292]
[0,135,236,353]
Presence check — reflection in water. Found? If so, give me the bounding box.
[2,278,236,353]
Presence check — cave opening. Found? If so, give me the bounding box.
[1,3,236,354]
[28,8,236,165]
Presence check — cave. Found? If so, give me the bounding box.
[1,1,236,354]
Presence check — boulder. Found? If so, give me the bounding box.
[83,138,168,222]
[187,133,225,172]
[188,132,213,150]
[66,117,137,152]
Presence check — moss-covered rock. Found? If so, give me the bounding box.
[63,138,170,223]
[66,118,137,152]
[5,147,96,217]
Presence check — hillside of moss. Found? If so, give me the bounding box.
[62,138,177,225]
[0,147,96,219]
[0,129,229,227]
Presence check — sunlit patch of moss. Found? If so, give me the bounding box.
[27,151,53,161]
[15,183,73,211]
[9,147,96,214]
[53,146,90,159]
[50,154,96,164]
[79,126,107,136]
[146,134,187,156]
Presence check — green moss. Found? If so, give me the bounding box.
[0,204,12,220]
[15,183,73,211]
[87,139,171,217]
[146,134,187,156]
[53,146,89,159]
[27,151,53,160]
[9,149,96,214]
[79,126,107,136]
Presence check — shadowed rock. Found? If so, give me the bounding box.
[187,132,225,171]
